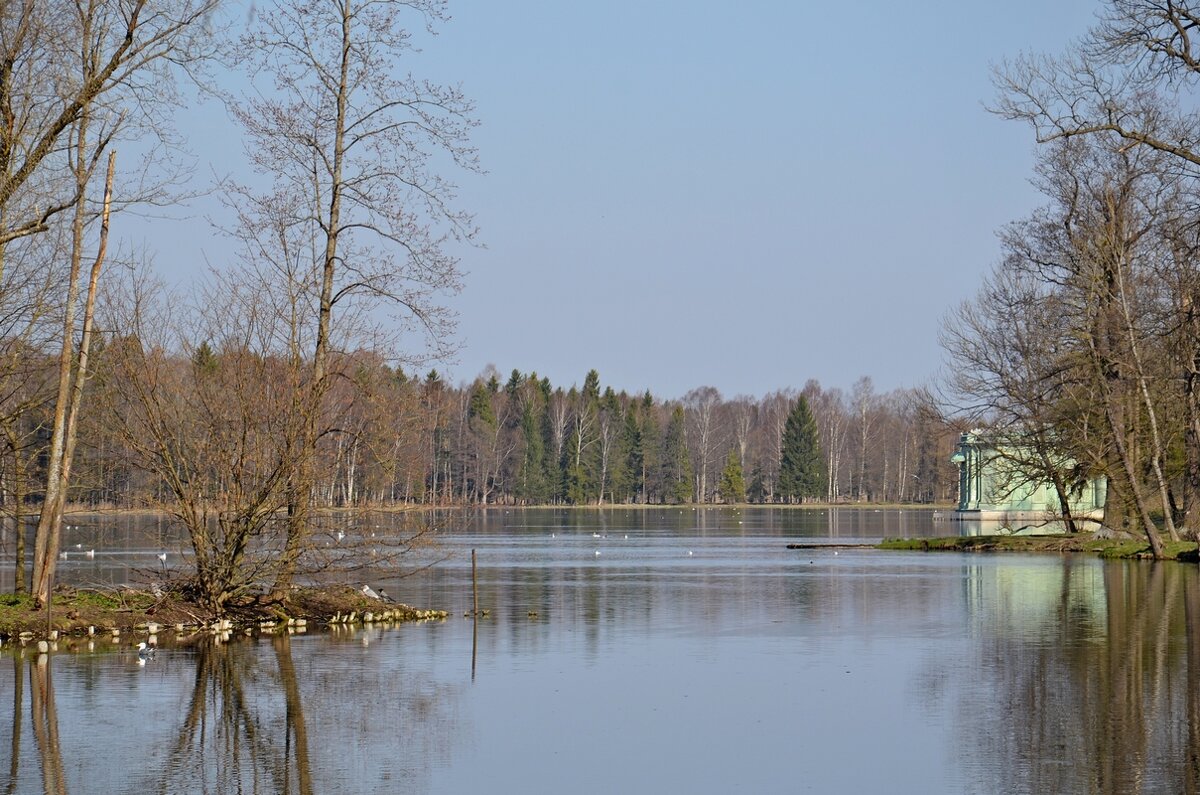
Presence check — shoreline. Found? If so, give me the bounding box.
[53,502,951,517]
[876,535,1200,560]
[0,585,447,645]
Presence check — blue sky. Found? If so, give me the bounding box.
[150,0,1101,400]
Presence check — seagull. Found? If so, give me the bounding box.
[687,550,694,556]
[84,549,95,559]
[137,642,155,661]
[361,584,381,600]
[594,550,601,556]
[59,551,68,560]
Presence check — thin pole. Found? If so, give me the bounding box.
[471,549,478,617]
[471,609,478,682]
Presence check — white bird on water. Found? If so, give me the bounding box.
[84,549,95,559]
[136,642,155,662]
[157,552,168,564]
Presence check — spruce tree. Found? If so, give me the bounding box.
[639,393,661,502]
[516,385,548,504]
[718,449,746,504]
[747,465,768,503]
[622,409,644,503]
[778,396,825,503]
[662,405,693,504]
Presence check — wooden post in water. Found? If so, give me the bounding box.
[471,549,478,617]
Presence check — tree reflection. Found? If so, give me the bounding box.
[3,652,70,795]
[29,654,67,795]
[160,636,313,795]
[6,656,21,795]
[945,560,1200,793]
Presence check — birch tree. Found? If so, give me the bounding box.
[684,386,722,503]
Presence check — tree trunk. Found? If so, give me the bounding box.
[32,147,114,606]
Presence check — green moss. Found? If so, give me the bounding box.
[878,535,1200,560]
[71,591,122,609]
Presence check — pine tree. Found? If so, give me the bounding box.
[192,340,218,375]
[778,396,825,503]
[718,449,746,504]
[517,400,548,504]
[639,393,661,502]
[747,465,768,503]
[621,409,644,503]
[662,405,693,504]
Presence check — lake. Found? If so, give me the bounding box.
[2,507,1198,794]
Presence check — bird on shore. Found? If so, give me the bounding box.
[377,587,396,603]
[361,584,381,600]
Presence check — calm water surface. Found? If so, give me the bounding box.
[2,507,1198,794]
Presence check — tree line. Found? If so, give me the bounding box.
[7,356,962,514]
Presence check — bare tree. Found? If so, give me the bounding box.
[100,267,305,613]
[227,0,478,591]
[684,386,723,503]
[995,0,1200,537]
[29,151,114,606]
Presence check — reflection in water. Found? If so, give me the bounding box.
[938,560,1200,794]
[160,636,313,795]
[4,654,68,795]
[10,510,1200,793]
[2,628,464,795]
[7,657,20,795]
[29,655,66,795]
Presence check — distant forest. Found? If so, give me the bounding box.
[52,359,961,509]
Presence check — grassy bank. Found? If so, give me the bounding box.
[0,585,446,643]
[877,535,1200,560]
